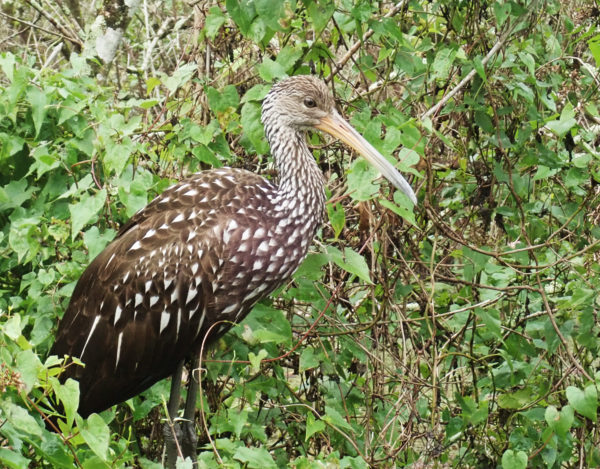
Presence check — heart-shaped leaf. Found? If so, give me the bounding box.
[545,404,574,435]
[501,449,528,469]
[566,385,598,420]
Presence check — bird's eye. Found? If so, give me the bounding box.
[303,97,317,108]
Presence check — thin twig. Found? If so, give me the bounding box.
[0,10,76,44]
[328,0,408,80]
[421,32,510,120]
[25,0,83,49]
[536,275,592,380]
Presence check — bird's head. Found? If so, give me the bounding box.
[262,75,417,204]
[262,75,334,130]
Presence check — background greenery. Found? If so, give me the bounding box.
[1,0,600,467]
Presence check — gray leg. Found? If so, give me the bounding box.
[163,358,199,468]
[180,355,200,465]
[164,360,184,469]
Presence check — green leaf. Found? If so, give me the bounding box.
[275,45,303,71]
[462,246,489,282]
[431,47,457,80]
[533,165,559,180]
[104,137,134,176]
[587,35,600,68]
[175,457,194,469]
[0,51,16,80]
[162,63,197,93]
[226,0,256,36]
[258,58,287,81]
[566,385,598,420]
[457,395,488,425]
[294,253,328,281]
[324,405,353,432]
[227,407,248,438]
[138,457,165,469]
[54,379,80,428]
[501,450,527,469]
[69,189,107,240]
[241,84,271,103]
[518,52,535,76]
[564,167,587,188]
[347,159,379,200]
[59,173,94,200]
[398,129,423,158]
[205,6,226,39]
[248,17,268,43]
[146,76,161,94]
[188,119,219,145]
[473,56,486,81]
[392,147,421,178]
[249,305,292,345]
[28,145,59,179]
[8,209,41,262]
[350,2,375,22]
[243,303,292,345]
[545,104,577,137]
[15,349,42,393]
[248,349,268,373]
[474,111,494,134]
[340,456,369,469]
[241,101,268,154]
[3,402,43,437]
[307,1,335,33]
[139,99,159,109]
[445,417,464,441]
[78,413,110,461]
[299,347,320,372]
[379,189,417,225]
[497,389,534,409]
[192,145,223,168]
[117,169,153,217]
[326,202,345,238]
[493,2,511,27]
[0,447,30,469]
[206,85,240,113]
[567,287,595,308]
[305,412,325,441]
[545,405,574,436]
[233,446,277,469]
[475,307,501,338]
[26,86,47,138]
[255,0,284,31]
[325,246,372,284]
[0,133,25,159]
[0,179,36,211]
[2,314,23,341]
[83,226,116,260]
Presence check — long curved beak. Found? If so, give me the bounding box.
[315,111,417,204]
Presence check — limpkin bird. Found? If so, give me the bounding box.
[49,75,416,460]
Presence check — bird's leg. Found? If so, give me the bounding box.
[164,360,184,468]
[180,355,200,465]
[163,357,199,468]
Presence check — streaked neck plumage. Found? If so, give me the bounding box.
[263,116,326,224]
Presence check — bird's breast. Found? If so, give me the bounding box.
[207,186,324,326]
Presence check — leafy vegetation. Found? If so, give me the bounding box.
[1,0,600,467]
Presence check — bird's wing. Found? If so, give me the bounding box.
[51,168,277,416]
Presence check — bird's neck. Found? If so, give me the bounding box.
[267,125,326,214]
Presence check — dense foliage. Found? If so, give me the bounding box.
[1,0,600,467]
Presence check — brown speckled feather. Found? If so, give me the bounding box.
[52,166,323,415]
